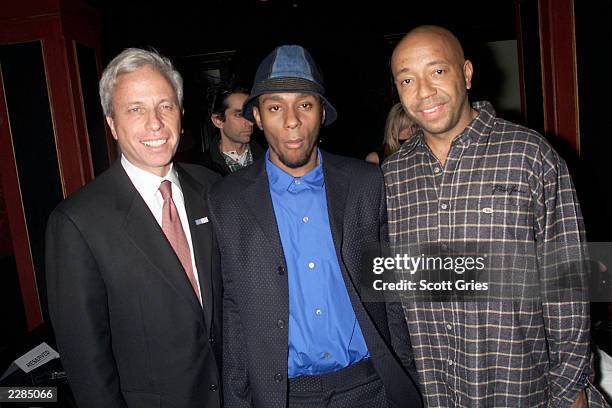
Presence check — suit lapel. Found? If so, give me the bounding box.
[323,152,371,305]
[322,152,349,262]
[175,164,214,332]
[240,159,286,260]
[322,156,421,407]
[114,163,206,327]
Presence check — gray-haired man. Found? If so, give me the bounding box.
[46,48,222,407]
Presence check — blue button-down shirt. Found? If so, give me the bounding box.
[266,150,369,378]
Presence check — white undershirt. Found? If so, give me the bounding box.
[121,155,201,295]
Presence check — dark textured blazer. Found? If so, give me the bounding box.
[200,135,264,176]
[208,151,422,408]
[46,160,222,408]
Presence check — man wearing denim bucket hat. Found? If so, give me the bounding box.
[208,45,422,408]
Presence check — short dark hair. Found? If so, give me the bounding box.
[209,82,250,121]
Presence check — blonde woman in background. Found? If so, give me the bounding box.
[365,102,417,165]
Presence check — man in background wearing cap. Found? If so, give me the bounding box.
[208,45,422,408]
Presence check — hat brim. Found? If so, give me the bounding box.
[242,77,337,126]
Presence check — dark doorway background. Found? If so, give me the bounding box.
[84,0,518,160]
[575,2,612,242]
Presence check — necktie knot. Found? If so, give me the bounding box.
[159,180,172,200]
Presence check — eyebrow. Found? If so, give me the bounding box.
[395,67,411,76]
[426,59,450,67]
[395,59,451,75]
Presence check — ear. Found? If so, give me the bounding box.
[105,116,118,140]
[252,106,264,130]
[464,59,474,90]
[211,113,224,129]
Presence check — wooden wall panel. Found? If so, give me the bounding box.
[0,0,102,330]
[538,0,580,152]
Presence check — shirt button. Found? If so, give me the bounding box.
[440,203,448,210]
[440,243,448,251]
[322,352,331,359]
[434,167,441,173]
[448,359,454,366]
[209,384,218,391]
[277,319,285,328]
[446,324,453,330]
[302,216,309,223]
[308,262,315,269]
[277,266,285,275]
[294,179,301,185]
[315,308,322,316]
[274,373,284,382]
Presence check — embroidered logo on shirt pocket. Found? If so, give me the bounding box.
[482,193,532,240]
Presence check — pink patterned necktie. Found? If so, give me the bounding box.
[159,180,201,304]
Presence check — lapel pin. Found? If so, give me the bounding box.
[195,217,209,225]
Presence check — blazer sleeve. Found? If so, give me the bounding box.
[207,190,253,408]
[46,208,127,408]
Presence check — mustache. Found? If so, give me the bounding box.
[413,97,447,111]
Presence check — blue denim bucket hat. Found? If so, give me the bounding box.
[242,45,337,126]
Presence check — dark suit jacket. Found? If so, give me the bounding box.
[46,160,222,408]
[208,151,422,408]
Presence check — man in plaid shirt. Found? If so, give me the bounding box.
[382,25,609,407]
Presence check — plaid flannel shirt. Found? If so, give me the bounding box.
[382,101,608,407]
[222,145,254,173]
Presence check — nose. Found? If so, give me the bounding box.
[242,117,253,129]
[416,78,436,100]
[146,109,164,131]
[284,107,300,129]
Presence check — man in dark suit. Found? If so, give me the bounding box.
[208,45,422,408]
[45,48,222,408]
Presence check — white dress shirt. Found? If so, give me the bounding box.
[121,155,201,295]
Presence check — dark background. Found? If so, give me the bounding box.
[84,0,518,159]
[82,0,609,240]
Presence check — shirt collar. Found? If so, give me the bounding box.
[223,144,251,164]
[398,130,424,157]
[265,148,325,194]
[466,100,496,141]
[121,155,181,200]
[399,100,497,157]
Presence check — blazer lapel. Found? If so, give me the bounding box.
[322,152,349,261]
[115,164,206,326]
[240,159,286,260]
[175,165,214,331]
